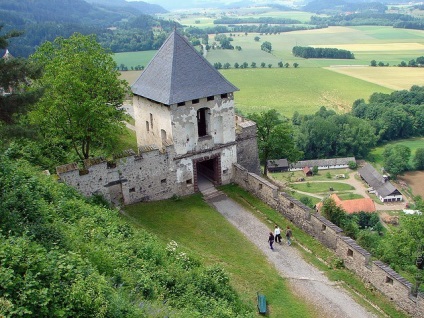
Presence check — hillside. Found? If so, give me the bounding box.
[0,0,172,57]
[85,0,167,14]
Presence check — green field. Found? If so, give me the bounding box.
[222,68,392,116]
[114,50,157,69]
[368,137,424,166]
[290,181,354,193]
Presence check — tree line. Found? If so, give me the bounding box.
[213,17,302,25]
[292,46,354,59]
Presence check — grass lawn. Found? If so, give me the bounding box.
[367,137,424,166]
[289,181,354,193]
[124,194,317,317]
[288,191,322,206]
[337,192,364,200]
[115,127,138,153]
[270,169,350,183]
[220,184,409,318]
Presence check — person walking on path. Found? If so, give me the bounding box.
[285,226,293,246]
[268,232,275,250]
[274,225,282,244]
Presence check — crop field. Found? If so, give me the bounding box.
[325,66,424,90]
[398,171,424,197]
[221,68,392,116]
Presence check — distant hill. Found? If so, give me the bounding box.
[0,0,173,57]
[85,0,167,14]
[302,0,387,14]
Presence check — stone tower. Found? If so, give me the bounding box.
[131,31,240,190]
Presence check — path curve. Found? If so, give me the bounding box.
[202,186,376,318]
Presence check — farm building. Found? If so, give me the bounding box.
[267,159,289,172]
[358,164,403,203]
[303,166,313,176]
[316,193,376,214]
[289,157,356,171]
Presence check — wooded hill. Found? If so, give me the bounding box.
[0,0,170,57]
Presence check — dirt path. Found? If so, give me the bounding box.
[200,184,377,318]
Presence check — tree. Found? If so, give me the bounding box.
[293,62,299,68]
[29,33,128,160]
[251,62,256,68]
[234,62,239,69]
[383,144,411,177]
[278,61,283,68]
[0,27,42,124]
[413,148,424,170]
[223,62,231,69]
[254,36,260,42]
[284,62,289,68]
[370,60,377,67]
[261,41,272,53]
[261,62,266,68]
[321,197,346,227]
[248,109,302,176]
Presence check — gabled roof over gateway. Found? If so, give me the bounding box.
[131,31,238,105]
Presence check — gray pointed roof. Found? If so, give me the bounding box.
[131,31,238,105]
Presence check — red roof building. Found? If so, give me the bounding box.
[316,193,376,214]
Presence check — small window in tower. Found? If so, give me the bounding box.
[322,224,327,232]
[192,99,199,104]
[207,96,214,101]
[129,187,135,193]
[161,129,167,142]
[186,179,192,185]
[223,169,228,174]
[150,113,153,129]
[146,121,149,132]
[197,108,208,137]
[347,249,354,257]
[161,179,167,184]
[177,101,185,106]
[221,93,228,99]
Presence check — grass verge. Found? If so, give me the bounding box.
[220,183,410,318]
[123,194,317,318]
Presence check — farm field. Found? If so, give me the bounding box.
[398,171,424,197]
[326,66,424,90]
[221,68,392,116]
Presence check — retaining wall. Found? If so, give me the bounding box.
[233,163,423,317]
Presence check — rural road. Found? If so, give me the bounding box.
[199,179,377,318]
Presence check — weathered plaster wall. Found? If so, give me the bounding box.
[133,96,173,148]
[232,163,423,318]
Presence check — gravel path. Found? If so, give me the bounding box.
[201,185,377,318]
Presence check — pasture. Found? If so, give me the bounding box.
[367,137,424,167]
[398,171,424,197]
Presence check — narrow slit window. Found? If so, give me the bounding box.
[150,113,153,129]
[146,121,149,132]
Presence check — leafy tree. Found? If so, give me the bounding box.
[29,33,128,160]
[383,144,411,177]
[348,161,357,169]
[278,61,283,67]
[251,62,256,68]
[254,36,260,41]
[370,60,377,67]
[261,62,266,68]
[261,41,272,53]
[248,109,302,176]
[268,64,272,68]
[299,196,313,208]
[320,197,346,227]
[234,62,239,68]
[223,62,231,69]
[242,62,248,68]
[293,62,299,68]
[413,148,424,170]
[0,27,42,124]
[312,166,319,175]
[284,62,289,68]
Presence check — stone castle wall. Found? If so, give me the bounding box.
[235,115,261,175]
[57,115,259,205]
[233,163,424,318]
